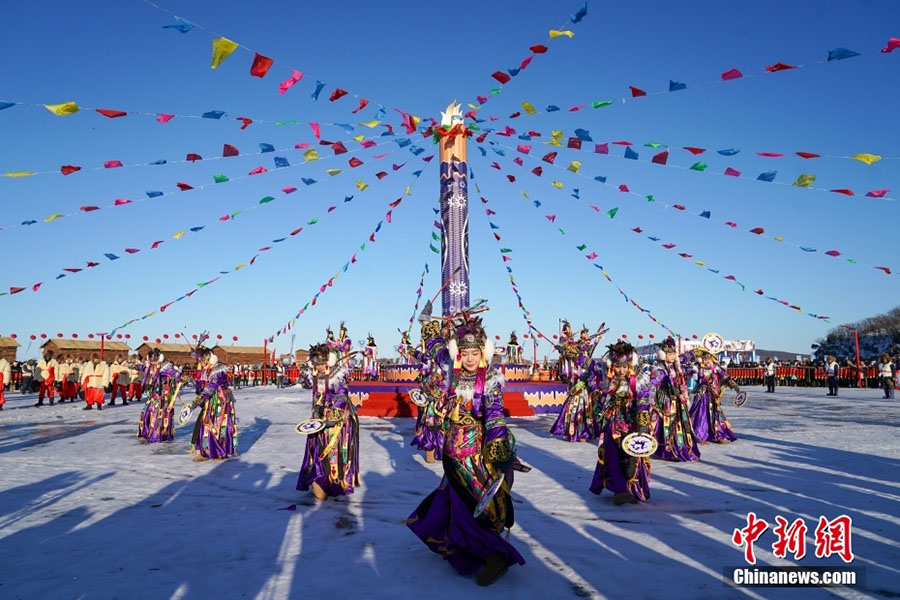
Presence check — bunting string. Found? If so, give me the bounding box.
[264,162,435,341]
[140,0,427,128]
[480,138,898,278]
[405,207,441,335]
[470,35,899,120]
[0,125,407,180]
[483,151,832,322]
[4,145,432,297]
[478,130,895,202]
[468,2,588,110]
[1,133,412,233]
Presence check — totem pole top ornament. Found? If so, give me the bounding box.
[440,101,464,128]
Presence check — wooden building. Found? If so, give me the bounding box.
[294,349,309,365]
[39,339,132,363]
[0,337,20,362]
[134,343,196,366]
[211,345,267,366]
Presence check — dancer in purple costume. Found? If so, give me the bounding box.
[589,341,654,505]
[189,347,237,460]
[550,324,607,442]
[297,341,360,500]
[647,337,701,461]
[687,347,739,444]
[137,349,182,443]
[408,320,450,463]
[407,301,525,587]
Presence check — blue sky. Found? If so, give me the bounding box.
[1,0,898,360]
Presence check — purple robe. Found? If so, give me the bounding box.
[408,338,525,576]
[550,359,606,442]
[193,365,237,459]
[688,363,738,443]
[137,361,181,443]
[296,364,360,497]
[648,362,701,461]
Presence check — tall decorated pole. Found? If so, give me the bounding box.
[437,102,470,316]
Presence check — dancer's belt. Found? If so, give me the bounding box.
[449,413,478,427]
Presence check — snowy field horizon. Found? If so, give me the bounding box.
[1,385,897,599]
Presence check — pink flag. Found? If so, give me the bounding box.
[279,69,303,94]
[721,68,743,80]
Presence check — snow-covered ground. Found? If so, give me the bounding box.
[1,385,897,600]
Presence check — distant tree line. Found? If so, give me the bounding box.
[812,306,900,360]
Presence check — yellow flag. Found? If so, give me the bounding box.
[44,213,65,222]
[774,236,784,242]
[567,161,581,174]
[211,37,239,69]
[235,262,246,271]
[405,185,411,196]
[144,312,156,318]
[358,120,380,128]
[333,272,340,281]
[410,115,421,129]
[694,260,705,266]
[850,153,881,165]
[44,101,80,116]
[520,190,529,199]
[549,29,575,38]
[173,231,185,240]
[551,130,563,140]
[303,148,319,162]
[551,181,564,189]
[356,180,369,191]
[467,103,480,111]
[522,101,537,115]
[352,135,365,142]
[793,173,816,188]
[4,171,35,177]
[326,169,341,176]
[546,139,562,147]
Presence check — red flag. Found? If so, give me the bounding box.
[290,228,303,236]
[376,171,388,179]
[721,68,743,80]
[530,44,548,53]
[672,204,685,210]
[331,141,348,155]
[663,243,676,249]
[749,227,765,234]
[875,266,892,274]
[329,88,349,102]
[223,144,239,157]
[186,153,202,162]
[765,62,795,72]
[795,152,820,159]
[830,189,854,196]
[80,205,99,212]
[176,182,193,191]
[104,160,123,168]
[250,53,273,78]
[124,248,140,254]
[32,283,42,292]
[521,56,533,69]
[542,152,557,164]
[10,287,25,294]
[369,233,376,242]
[61,165,81,175]
[63,268,82,273]
[351,98,369,114]
[825,250,841,257]
[87,261,99,267]
[385,210,392,223]
[309,122,321,140]
[157,114,174,123]
[567,138,582,149]
[585,252,598,259]
[151,241,163,249]
[651,151,668,165]
[632,227,643,233]
[237,118,252,130]
[389,198,402,207]
[96,109,127,118]
[724,167,741,177]
[491,71,511,84]
[683,147,706,155]
[531,166,543,176]
[349,157,363,168]
[619,185,629,192]
[629,86,646,97]
[757,152,783,157]
[506,175,516,182]
[114,198,132,206]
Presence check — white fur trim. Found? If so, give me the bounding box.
[656,349,666,361]
[483,339,494,365]
[208,353,219,367]
[447,339,459,362]
[157,353,165,363]
[327,351,337,368]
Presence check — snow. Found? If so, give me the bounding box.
[1,386,898,600]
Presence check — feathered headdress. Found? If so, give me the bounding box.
[308,343,331,366]
[508,331,519,344]
[607,340,636,366]
[656,336,677,360]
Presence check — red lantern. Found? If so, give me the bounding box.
[192,334,198,340]
[163,334,169,339]
[30,334,36,340]
[217,334,223,340]
[125,334,130,339]
[552,334,558,339]
[156,338,161,343]
[649,334,654,339]
[57,333,63,338]
[174,333,181,339]
[10,333,17,339]
[72,333,78,338]
[692,334,698,339]
[622,334,628,338]
[116,334,122,339]
[88,333,94,339]
[638,335,643,339]
[143,335,149,341]
[40,333,47,339]
[232,336,238,342]
[495,335,501,340]
[522,334,529,339]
